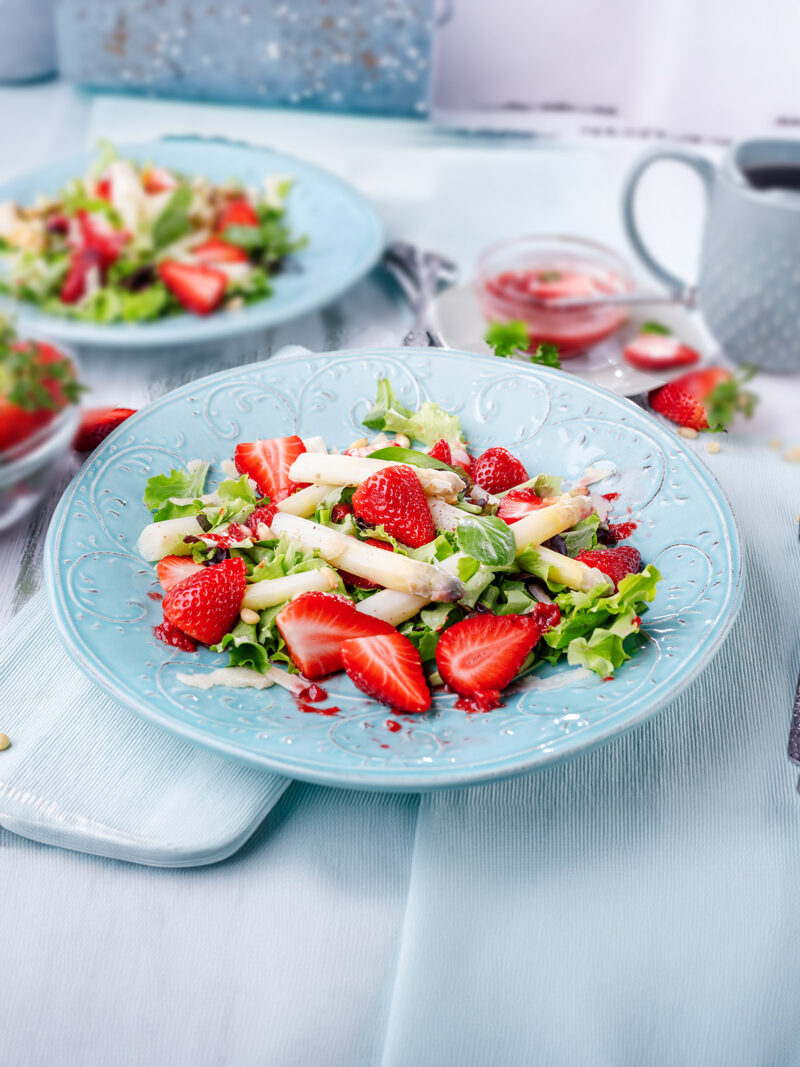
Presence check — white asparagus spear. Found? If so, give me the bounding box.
[428,499,467,532]
[511,494,594,550]
[289,453,465,501]
[276,483,332,518]
[357,553,468,625]
[242,568,339,610]
[270,512,463,601]
[523,545,611,594]
[137,516,204,560]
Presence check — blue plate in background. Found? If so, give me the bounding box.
[0,138,383,350]
[44,349,743,790]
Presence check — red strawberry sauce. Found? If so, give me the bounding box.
[299,684,328,703]
[608,520,638,541]
[602,492,620,502]
[296,701,341,717]
[154,620,197,652]
[455,690,503,713]
[147,591,163,602]
[386,719,402,732]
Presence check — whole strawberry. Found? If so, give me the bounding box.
[163,556,247,645]
[575,545,642,591]
[73,407,136,452]
[352,464,435,548]
[471,446,528,494]
[0,330,84,452]
[649,366,757,431]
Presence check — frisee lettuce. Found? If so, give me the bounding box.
[363,379,466,449]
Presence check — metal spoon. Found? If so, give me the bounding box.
[382,241,458,347]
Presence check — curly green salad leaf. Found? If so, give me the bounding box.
[144,462,210,520]
[363,380,466,449]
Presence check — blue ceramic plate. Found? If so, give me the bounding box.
[44,350,743,791]
[0,138,382,349]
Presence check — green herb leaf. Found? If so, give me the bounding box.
[485,320,530,359]
[367,445,459,474]
[529,343,561,369]
[704,365,758,432]
[455,515,516,568]
[640,321,672,335]
[153,185,192,249]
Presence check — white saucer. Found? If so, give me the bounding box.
[432,283,714,397]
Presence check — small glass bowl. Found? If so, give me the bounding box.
[0,339,81,531]
[475,235,635,357]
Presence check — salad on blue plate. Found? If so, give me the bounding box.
[136,382,661,714]
[0,144,305,324]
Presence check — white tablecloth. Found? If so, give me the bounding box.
[2,85,800,1067]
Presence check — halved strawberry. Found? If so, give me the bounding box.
[142,166,178,195]
[352,464,436,548]
[623,333,700,371]
[471,446,528,494]
[234,435,307,502]
[575,545,642,590]
[218,198,259,231]
[340,538,393,589]
[276,591,395,679]
[191,237,248,265]
[435,604,560,710]
[649,366,757,432]
[428,439,452,464]
[330,502,353,523]
[73,407,136,452]
[162,557,246,645]
[76,209,129,270]
[157,555,205,591]
[158,260,227,315]
[342,632,431,713]
[497,488,545,525]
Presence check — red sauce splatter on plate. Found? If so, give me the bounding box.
[147,591,163,602]
[454,690,502,713]
[154,620,196,652]
[385,719,402,732]
[299,683,328,703]
[602,492,620,502]
[608,520,637,540]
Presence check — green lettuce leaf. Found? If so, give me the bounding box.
[362,379,466,448]
[561,513,601,557]
[211,620,269,673]
[144,463,210,519]
[515,547,568,593]
[564,611,641,676]
[153,185,192,249]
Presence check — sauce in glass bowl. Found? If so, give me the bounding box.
[476,236,635,356]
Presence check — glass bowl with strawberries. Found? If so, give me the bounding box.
[475,235,636,357]
[0,319,84,529]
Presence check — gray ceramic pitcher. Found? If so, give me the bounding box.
[623,139,800,372]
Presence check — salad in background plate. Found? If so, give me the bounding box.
[136,382,661,714]
[0,144,306,323]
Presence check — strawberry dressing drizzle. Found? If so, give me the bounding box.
[147,591,163,602]
[608,521,638,541]
[602,492,620,502]
[385,719,402,732]
[294,684,340,716]
[154,620,197,652]
[454,690,503,713]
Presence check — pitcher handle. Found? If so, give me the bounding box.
[622,147,715,293]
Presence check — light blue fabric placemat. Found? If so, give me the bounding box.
[382,439,800,1067]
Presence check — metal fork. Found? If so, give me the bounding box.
[382,241,458,347]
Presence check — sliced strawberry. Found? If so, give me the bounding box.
[276,591,395,679]
[352,465,436,548]
[73,407,136,452]
[158,260,227,315]
[142,166,178,195]
[339,538,393,589]
[471,446,528,494]
[623,333,700,371]
[342,632,431,713]
[428,439,452,464]
[218,198,259,231]
[162,557,247,645]
[575,545,642,590]
[191,237,248,264]
[60,247,103,304]
[157,555,205,591]
[247,504,278,537]
[497,488,545,525]
[234,435,307,502]
[435,604,560,710]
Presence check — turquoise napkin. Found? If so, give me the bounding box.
[382,440,800,1066]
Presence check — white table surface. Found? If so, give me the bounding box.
[2,83,800,1067]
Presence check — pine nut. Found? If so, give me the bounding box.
[240,607,260,625]
[783,445,800,463]
[678,427,698,440]
[0,734,10,751]
[349,437,367,450]
[769,437,783,451]
[395,433,411,448]
[705,441,720,454]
